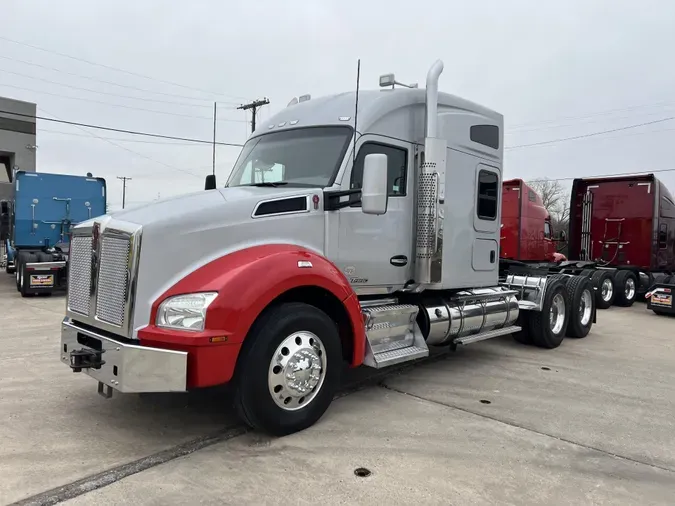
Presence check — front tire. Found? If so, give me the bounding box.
[614,270,637,307]
[234,302,342,436]
[591,270,615,309]
[529,279,569,349]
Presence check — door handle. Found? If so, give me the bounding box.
[390,255,408,267]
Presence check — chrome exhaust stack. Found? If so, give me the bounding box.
[416,60,447,286]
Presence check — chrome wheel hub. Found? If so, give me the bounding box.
[268,331,327,411]
[550,293,566,334]
[625,277,636,300]
[601,278,613,301]
[580,288,593,326]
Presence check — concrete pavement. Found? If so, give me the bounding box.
[1,271,674,505]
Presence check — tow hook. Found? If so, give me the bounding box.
[69,348,106,372]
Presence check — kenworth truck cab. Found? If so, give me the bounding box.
[60,60,596,436]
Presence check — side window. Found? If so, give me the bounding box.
[477,169,498,221]
[528,190,536,202]
[350,143,407,198]
[544,221,552,239]
[659,223,667,249]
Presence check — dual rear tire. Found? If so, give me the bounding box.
[513,275,595,349]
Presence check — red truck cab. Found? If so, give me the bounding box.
[500,179,562,263]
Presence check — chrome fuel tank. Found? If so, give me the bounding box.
[421,287,520,346]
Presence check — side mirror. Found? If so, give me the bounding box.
[361,153,388,215]
[558,230,567,242]
[204,174,217,191]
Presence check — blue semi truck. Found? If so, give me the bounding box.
[1,171,107,296]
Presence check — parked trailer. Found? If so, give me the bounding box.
[59,60,597,436]
[499,175,675,310]
[2,171,106,296]
[565,174,675,307]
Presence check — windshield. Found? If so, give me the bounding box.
[226,126,352,188]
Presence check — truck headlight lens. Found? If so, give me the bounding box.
[156,292,218,332]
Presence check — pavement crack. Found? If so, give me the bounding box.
[380,383,675,475]
[9,425,248,506]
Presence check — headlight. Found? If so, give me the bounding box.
[156,292,218,332]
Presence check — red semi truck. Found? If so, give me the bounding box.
[500,174,675,309]
[500,178,565,264]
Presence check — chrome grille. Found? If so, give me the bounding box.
[67,236,93,315]
[95,235,131,326]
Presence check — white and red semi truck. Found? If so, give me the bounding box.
[60,60,597,436]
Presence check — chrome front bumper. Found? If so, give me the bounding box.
[60,319,188,394]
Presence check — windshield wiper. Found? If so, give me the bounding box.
[250,182,289,187]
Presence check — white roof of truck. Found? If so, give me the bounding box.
[253,88,502,139]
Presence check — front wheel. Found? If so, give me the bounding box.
[234,302,342,436]
[591,270,615,309]
[614,270,637,307]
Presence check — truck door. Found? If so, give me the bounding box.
[335,137,414,294]
[543,219,555,261]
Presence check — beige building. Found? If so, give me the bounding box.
[0,96,37,201]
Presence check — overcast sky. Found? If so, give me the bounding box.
[3,0,675,210]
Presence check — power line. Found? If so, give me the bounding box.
[505,116,675,150]
[0,109,245,147]
[39,128,212,145]
[39,108,203,179]
[0,54,240,105]
[508,100,675,131]
[0,66,222,108]
[0,35,250,101]
[0,81,247,122]
[526,167,675,184]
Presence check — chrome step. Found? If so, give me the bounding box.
[453,325,521,346]
[362,303,429,369]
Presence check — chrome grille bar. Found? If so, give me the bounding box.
[67,235,93,315]
[95,234,131,326]
[65,218,142,338]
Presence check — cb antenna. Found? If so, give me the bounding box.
[352,59,361,174]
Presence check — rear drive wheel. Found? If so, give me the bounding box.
[591,270,615,309]
[234,302,342,436]
[614,270,637,307]
[565,276,595,338]
[528,279,569,349]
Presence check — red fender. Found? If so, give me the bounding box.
[138,244,365,389]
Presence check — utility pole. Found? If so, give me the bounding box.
[117,176,132,209]
[237,98,270,133]
[212,102,217,175]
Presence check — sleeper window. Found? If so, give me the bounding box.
[477,170,498,220]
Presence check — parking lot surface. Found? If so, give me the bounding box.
[1,273,674,505]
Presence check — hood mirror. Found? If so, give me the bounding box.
[204,174,217,190]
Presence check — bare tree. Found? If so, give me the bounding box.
[526,178,570,235]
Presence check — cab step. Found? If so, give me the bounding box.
[452,325,522,346]
[362,303,429,369]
